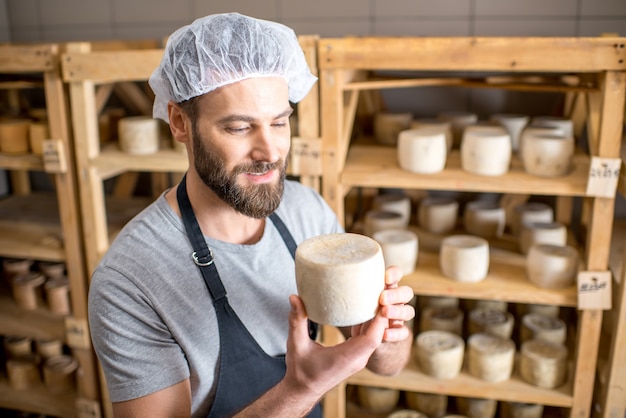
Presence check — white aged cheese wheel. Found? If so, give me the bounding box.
[357,385,400,413]
[374,193,412,228]
[460,125,512,176]
[440,235,489,283]
[526,244,578,289]
[510,202,554,237]
[373,229,419,275]
[467,333,515,382]
[463,200,506,238]
[295,233,385,326]
[520,339,568,388]
[364,210,406,237]
[418,197,459,234]
[501,402,544,418]
[387,409,428,418]
[420,306,464,335]
[521,133,574,177]
[405,392,448,417]
[411,118,454,152]
[118,116,159,155]
[397,127,448,174]
[0,119,30,154]
[414,330,465,379]
[468,308,514,339]
[520,313,566,345]
[374,112,413,146]
[438,110,478,148]
[455,396,497,418]
[519,221,567,255]
[490,113,529,152]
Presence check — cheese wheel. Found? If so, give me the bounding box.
[418,197,459,234]
[468,308,514,339]
[519,221,567,255]
[510,202,554,237]
[463,200,506,238]
[500,402,544,418]
[420,306,464,335]
[295,233,385,326]
[526,244,578,289]
[364,210,406,237]
[405,392,448,417]
[397,127,448,174]
[520,339,568,388]
[440,235,489,283]
[387,410,428,418]
[373,228,419,276]
[455,396,497,418]
[373,112,413,146]
[414,330,465,379]
[118,116,159,155]
[460,125,512,176]
[374,193,412,228]
[357,386,400,413]
[467,333,515,382]
[520,313,566,344]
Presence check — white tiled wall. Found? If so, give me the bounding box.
[4,0,626,42]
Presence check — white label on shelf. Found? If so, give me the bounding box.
[42,139,68,173]
[289,136,323,176]
[65,316,91,349]
[586,157,621,197]
[577,270,612,310]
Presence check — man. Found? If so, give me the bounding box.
[88,12,414,417]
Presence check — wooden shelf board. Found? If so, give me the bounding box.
[0,81,44,90]
[92,148,188,177]
[0,377,76,417]
[318,37,626,72]
[347,355,573,407]
[0,153,45,171]
[342,146,590,197]
[404,250,577,307]
[0,194,65,261]
[0,291,67,341]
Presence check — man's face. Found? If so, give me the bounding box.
[190,77,292,219]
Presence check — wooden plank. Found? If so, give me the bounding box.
[348,355,573,407]
[342,146,591,197]
[0,44,57,73]
[319,37,626,72]
[0,378,76,417]
[404,251,577,306]
[62,48,164,83]
[91,147,189,176]
[0,153,44,170]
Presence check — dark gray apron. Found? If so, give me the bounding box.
[176,175,322,418]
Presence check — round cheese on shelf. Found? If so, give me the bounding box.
[468,308,514,339]
[520,339,568,389]
[467,333,515,382]
[520,313,567,345]
[295,233,385,327]
[414,330,465,379]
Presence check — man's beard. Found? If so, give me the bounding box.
[192,129,286,219]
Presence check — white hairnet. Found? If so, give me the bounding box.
[149,12,318,123]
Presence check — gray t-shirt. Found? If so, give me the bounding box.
[88,180,342,417]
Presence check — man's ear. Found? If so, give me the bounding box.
[168,101,191,144]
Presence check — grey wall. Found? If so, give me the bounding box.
[4,0,626,43]
[3,0,626,213]
[0,0,9,42]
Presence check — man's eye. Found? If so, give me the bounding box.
[226,126,249,133]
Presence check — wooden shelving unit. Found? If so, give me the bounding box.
[0,44,100,417]
[61,36,322,418]
[318,36,626,418]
